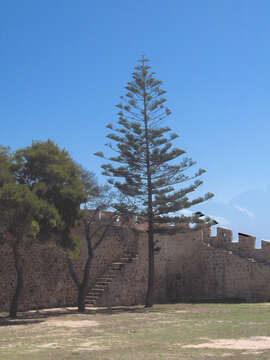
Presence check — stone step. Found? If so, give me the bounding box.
[111,262,123,266]
[96,280,112,286]
[90,288,105,294]
[86,293,99,298]
[85,296,99,301]
[85,300,97,304]
[87,296,100,300]
[87,291,100,296]
[97,276,114,281]
[85,301,96,305]
[100,272,116,277]
[94,284,109,290]
[89,288,105,293]
[86,251,138,307]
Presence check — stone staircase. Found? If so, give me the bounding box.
[85,252,138,307]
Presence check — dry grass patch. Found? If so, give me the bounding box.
[46,319,99,328]
[1,303,270,359]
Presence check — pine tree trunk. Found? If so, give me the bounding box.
[143,73,155,308]
[145,227,154,307]
[10,241,23,318]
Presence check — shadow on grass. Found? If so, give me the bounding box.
[0,300,257,326]
[91,305,149,315]
[0,318,45,326]
[0,300,256,325]
[0,305,148,324]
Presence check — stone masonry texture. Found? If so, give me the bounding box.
[1,212,270,312]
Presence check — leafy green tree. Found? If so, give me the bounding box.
[0,145,14,246]
[0,145,13,187]
[0,183,60,318]
[0,140,85,317]
[95,57,214,307]
[12,140,86,249]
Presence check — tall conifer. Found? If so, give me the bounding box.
[96,57,214,307]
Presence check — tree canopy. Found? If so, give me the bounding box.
[0,140,86,317]
[11,139,86,250]
[0,145,13,187]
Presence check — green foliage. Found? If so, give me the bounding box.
[0,184,39,231]
[30,221,40,238]
[98,57,214,232]
[10,140,86,251]
[0,140,87,252]
[0,183,61,242]
[66,234,81,260]
[0,145,14,187]
[0,140,86,317]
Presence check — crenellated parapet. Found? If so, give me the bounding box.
[85,210,190,231]
[85,210,148,229]
[206,226,270,264]
[205,227,232,249]
[85,212,270,264]
[238,232,256,251]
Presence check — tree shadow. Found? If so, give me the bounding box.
[0,307,77,323]
[89,305,147,315]
[0,318,45,326]
[0,305,147,324]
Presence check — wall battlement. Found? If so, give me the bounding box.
[206,227,270,263]
[89,210,192,231]
[91,212,270,263]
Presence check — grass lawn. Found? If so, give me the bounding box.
[1,303,270,359]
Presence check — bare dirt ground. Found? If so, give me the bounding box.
[183,336,270,350]
[1,303,270,359]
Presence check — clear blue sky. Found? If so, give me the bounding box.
[1,0,270,242]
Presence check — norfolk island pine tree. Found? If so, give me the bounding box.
[95,57,215,307]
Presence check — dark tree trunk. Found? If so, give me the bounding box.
[10,241,23,318]
[77,285,86,313]
[77,255,92,313]
[143,75,155,308]
[145,227,154,307]
[76,219,94,313]
[67,216,112,313]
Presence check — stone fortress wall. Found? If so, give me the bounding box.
[206,227,270,264]
[99,222,270,306]
[195,228,270,302]
[0,214,139,312]
[1,211,270,312]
